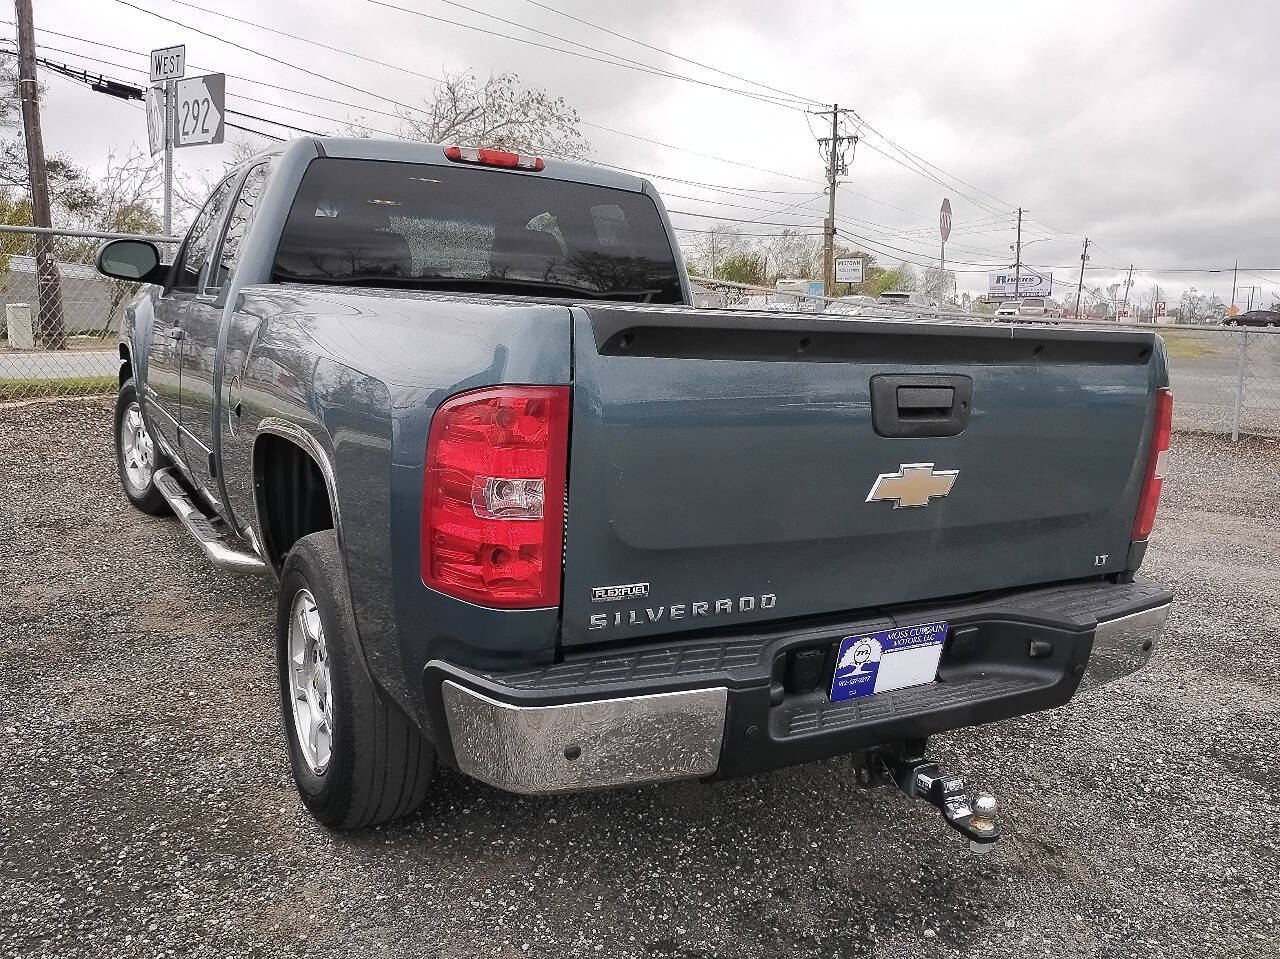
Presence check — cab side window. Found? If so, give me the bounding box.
[172,177,235,290]
[213,161,273,288]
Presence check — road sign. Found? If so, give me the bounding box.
[835,257,864,284]
[1155,301,1167,318]
[174,74,225,148]
[939,198,952,242]
[150,45,185,83]
[145,86,166,157]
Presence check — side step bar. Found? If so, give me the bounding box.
[153,468,270,575]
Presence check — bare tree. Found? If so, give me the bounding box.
[683,224,751,279]
[763,229,821,280]
[391,70,591,159]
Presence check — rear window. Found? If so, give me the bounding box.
[272,157,683,303]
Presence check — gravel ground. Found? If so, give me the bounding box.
[1,397,1277,959]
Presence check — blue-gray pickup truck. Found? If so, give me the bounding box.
[97,138,1173,850]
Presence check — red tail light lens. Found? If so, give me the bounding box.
[423,386,569,608]
[443,145,545,172]
[1132,387,1172,541]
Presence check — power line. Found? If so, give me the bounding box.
[667,209,816,229]
[24,30,1018,262]
[105,1,826,189]
[108,0,430,116]
[20,28,832,204]
[14,50,284,142]
[672,226,822,237]
[12,38,404,140]
[363,0,809,109]
[151,0,448,89]
[10,22,410,123]
[516,0,822,108]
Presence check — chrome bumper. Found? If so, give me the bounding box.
[441,681,728,794]
[440,600,1171,794]
[1077,602,1171,694]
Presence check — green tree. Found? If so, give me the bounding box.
[860,263,918,296]
[716,252,767,286]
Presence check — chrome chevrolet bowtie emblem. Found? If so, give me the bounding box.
[866,463,958,509]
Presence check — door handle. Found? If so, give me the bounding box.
[871,374,973,438]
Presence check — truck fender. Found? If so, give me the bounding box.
[251,418,376,684]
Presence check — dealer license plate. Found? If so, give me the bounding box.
[829,621,948,703]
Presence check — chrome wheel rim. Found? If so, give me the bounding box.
[121,401,155,492]
[288,588,333,775]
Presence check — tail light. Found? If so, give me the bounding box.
[443,145,545,172]
[1132,387,1172,541]
[422,385,569,608]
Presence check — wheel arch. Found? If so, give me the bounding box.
[252,419,345,574]
[118,342,133,387]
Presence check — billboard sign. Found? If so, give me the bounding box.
[988,269,1053,298]
[835,257,864,284]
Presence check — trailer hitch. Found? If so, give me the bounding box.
[862,750,1001,853]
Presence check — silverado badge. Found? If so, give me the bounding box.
[866,463,958,509]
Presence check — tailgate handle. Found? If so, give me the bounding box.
[871,374,973,438]
[896,386,954,416]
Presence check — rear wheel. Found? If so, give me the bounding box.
[114,379,169,515]
[277,530,436,829]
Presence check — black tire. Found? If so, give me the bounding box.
[114,379,170,516]
[276,530,435,829]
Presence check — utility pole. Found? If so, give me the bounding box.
[1120,264,1134,319]
[15,0,67,350]
[1012,207,1023,303]
[1230,260,1238,311]
[1075,236,1090,318]
[812,104,857,296]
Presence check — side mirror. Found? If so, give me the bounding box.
[96,239,166,284]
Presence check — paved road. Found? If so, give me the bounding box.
[1,398,1277,958]
[0,349,115,379]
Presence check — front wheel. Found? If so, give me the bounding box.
[114,379,170,515]
[277,530,436,829]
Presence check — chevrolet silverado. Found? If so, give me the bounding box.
[97,138,1173,850]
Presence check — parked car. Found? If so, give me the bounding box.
[1224,309,1280,327]
[824,294,875,316]
[97,138,1173,851]
[1018,297,1048,318]
[994,301,1021,320]
[877,290,935,314]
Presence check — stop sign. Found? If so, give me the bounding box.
[939,198,952,242]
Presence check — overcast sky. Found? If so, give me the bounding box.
[12,0,1280,303]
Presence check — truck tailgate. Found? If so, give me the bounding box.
[561,307,1165,645]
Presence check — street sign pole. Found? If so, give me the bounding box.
[149,45,185,236]
[163,79,173,235]
[938,198,952,319]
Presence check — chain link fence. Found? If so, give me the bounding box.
[694,276,1280,440]
[0,225,177,403]
[2,226,1277,439]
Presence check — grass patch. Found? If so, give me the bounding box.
[1158,331,1216,359]
[0,375,116,403]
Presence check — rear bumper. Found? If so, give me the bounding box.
[424,578,1172,794]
